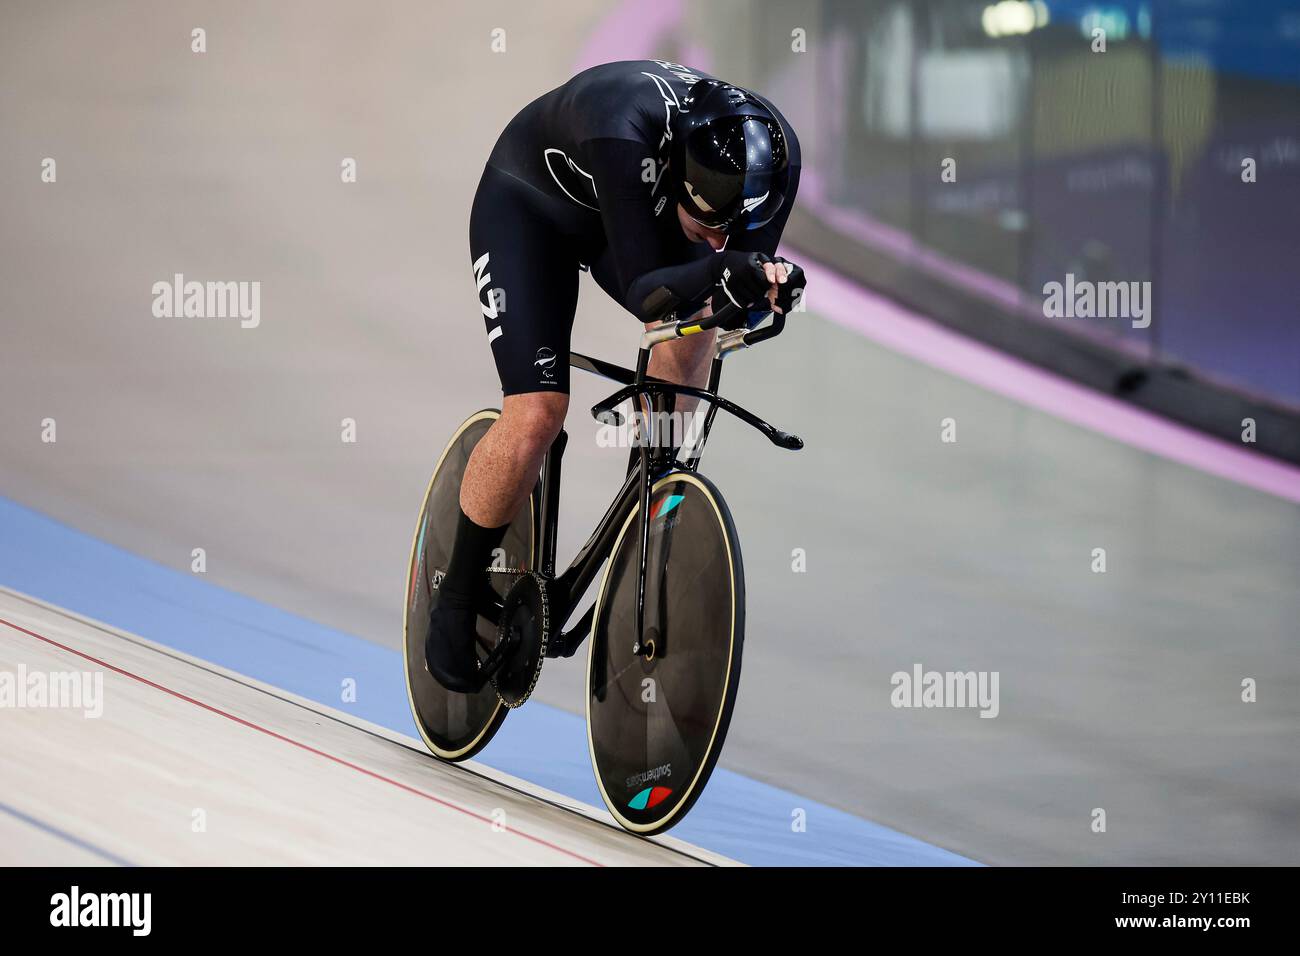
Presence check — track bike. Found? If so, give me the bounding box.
[403,273,804,835]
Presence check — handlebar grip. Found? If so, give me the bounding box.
[742,311,786,347]
[678,300,743,336]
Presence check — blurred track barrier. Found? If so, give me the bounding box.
[653,0,1300,461]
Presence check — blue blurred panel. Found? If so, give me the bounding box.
[1047,0,1300,84]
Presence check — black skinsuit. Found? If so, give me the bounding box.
[468,59,801,394]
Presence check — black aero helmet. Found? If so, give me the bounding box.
[671,79,789,232]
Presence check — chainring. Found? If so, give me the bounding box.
[490,572,549,708]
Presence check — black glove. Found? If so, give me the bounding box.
[771,257,806,314]
[711,251,773,312]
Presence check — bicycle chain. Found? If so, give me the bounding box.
[490,571,550,709]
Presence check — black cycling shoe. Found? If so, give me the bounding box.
[424,592,487,694]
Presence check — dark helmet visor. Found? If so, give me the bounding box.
[680,115,789,231]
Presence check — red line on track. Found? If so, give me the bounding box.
[0,615,604,867]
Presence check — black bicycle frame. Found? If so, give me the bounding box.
[515,306,802,661]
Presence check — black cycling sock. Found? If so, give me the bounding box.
[442,507,509,600]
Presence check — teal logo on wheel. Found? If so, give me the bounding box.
[653,494,685,519]
[628,786,673,811]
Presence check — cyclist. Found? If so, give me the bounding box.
[427,59,805,692]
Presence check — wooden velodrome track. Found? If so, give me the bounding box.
[0,587,726,866]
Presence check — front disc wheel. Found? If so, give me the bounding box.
[586,472,745,835]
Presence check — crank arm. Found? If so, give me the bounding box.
[476,629,515,678]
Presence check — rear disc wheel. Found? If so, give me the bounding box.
[403,409,536,761]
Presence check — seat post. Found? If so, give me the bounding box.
[537,428,567,578]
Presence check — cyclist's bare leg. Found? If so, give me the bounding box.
[460,391,568,527]
[645,317,716,401]
[426,391,567,692]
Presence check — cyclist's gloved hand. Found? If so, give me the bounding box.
[712,251,773,312]
[771,257,806,315]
